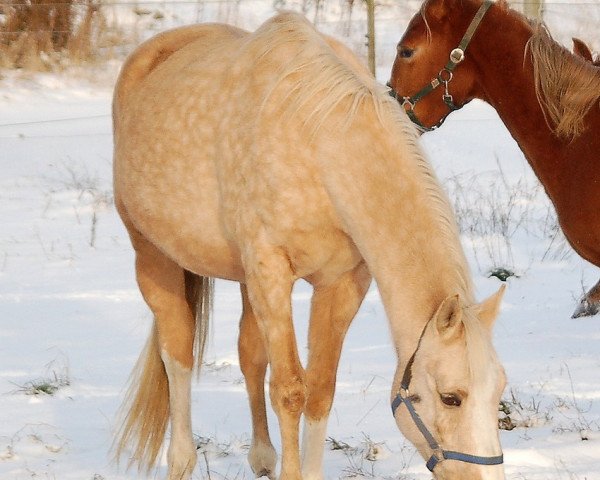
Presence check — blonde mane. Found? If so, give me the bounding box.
[245,12,388,135]
[527,24,600,139]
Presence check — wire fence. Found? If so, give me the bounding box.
[0,0,598,133]
[0,0,598,73]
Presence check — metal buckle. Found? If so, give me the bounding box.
[450,47,465,64]
[432,448,445,463]
[426,448,446,471]
[401,97,415,111]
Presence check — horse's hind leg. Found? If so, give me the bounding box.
[572,277,600,318]
[242,247,305,480]
[238,284,277,479]
[302,263,371,480]
[119,223,200,480]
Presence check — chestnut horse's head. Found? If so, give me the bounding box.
[388,0,494,132]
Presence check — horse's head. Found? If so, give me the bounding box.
[392,287,506,479]
[388,0,493,131]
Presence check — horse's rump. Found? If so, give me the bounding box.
[113,23,247,119]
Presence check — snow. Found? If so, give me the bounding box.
[1,2,599,479]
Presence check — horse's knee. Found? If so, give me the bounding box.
[305,372,336,420]
[305,394,333,421]
[270,375,307,415]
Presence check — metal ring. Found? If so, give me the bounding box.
[433,448,445,462]
[438,69,453,83]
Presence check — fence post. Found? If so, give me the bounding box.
[365,0,376,75]
[523,0,544,20]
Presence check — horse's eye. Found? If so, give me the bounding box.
[397,45,415,59]
[440,393,462,407]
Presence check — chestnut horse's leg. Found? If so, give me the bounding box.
[242,247,305,480]
[301,262,371,480]
[130,228,198,480]
[238,284,277,479]
[572,278,600,318]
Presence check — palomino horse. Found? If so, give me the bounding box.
[388,0,600,317]
[113,12,506,480]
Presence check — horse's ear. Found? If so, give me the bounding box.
[433,294,463,341]
[427,0,449,21]
[572,37,594,63]
[476,285,506,330]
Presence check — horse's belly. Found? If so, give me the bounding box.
[115,154,245,281]
[120,178,360,284]
[556,204,600,266]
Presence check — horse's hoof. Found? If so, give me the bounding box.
[571,298,600,318]
[249,441,277,479]
[254,468,275,479]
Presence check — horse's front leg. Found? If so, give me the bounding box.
[238,284,277,479]
[302,263,372,480]
[243,247,305,480]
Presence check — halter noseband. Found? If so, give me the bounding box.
[391,330,504,472]
[387,0,493,132]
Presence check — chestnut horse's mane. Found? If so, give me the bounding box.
[493,1,599,139]
[527,24,600,139]
[421,0,599,139]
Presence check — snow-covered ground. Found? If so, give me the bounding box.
[1,2,600,479]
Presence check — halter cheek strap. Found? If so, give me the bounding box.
[391,326,504,472]
[388,0,493,132]
[391,389,504,472]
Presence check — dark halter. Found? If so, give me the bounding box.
[387,0,493,132]
[391,326,504,472]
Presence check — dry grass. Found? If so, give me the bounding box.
[0,0,116,70]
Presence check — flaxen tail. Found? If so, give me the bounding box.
[113,272,214,472]
[185,271,214,377]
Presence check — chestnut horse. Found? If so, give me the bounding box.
[113,12,507,480]
[388,0,600,317]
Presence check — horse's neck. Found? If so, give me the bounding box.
[318,112,472,356]
[470,9,568,195]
